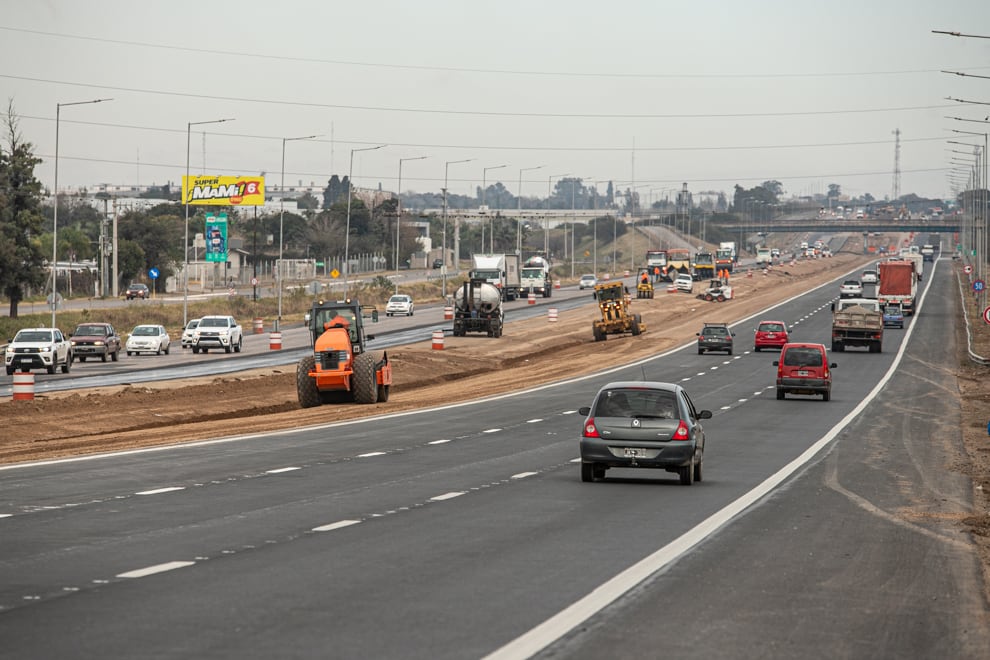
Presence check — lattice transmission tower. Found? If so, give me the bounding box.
[891,128,901,201]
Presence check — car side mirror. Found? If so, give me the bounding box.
[696,333,701,337]
[830,362,838,368]
[578,406,591,416]
[698,410,713,419]
[773,360,780,366]
[830,303,835,312]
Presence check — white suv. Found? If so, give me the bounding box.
[192,315,242,354]
[5,327,72,375]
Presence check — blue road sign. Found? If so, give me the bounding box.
[149,267,160,279]
[974,279,985,293]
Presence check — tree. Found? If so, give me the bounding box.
[296,192,320,211]
[0,101,47,318]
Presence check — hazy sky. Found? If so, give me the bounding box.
[2,0,989,203]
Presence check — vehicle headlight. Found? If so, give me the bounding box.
[93,340,105,346]
[42,345,52,353]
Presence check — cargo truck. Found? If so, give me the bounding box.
[877,260,917,316]
[520,256,552,298]
[715,242,736,273]
[469,253,521,301]
[831,298,883,353]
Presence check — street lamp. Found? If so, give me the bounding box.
[183,117,233,326]
[546,173,569,258]
[517,165,544,255]
[277,133,321,324]
[344,144,387,299]
[441,158,475,298]
[51,98,112,328]
[396,156,429,282]
[482,164,507,253]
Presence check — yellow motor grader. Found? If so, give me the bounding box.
[592,281,645,341]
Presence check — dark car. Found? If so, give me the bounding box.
[754,320,789,352]
[125,283,149,300]
[69,323,121,363]
[774,343,837,401]
[579,381,712,485]
[697,322,734,355]
[432,258,443,269]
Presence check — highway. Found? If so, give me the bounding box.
[0,259,986,659]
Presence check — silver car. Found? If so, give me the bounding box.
[385,295,414,317]
[579,381,712,485]
[181,318,201,348]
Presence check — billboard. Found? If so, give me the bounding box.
[205,213,228,263]
[182,175,265,206]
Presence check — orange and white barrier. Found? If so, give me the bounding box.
[667,284,677,293]
[528,292,536,305]
[432,329,444,350]
[443,306,454,320]
[548,308,558,322]
[253,318,264,334]
[269,331,282,350]
[12,372,34,401]
[554,280,561,289]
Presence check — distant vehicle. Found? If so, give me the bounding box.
[126,324,171,356]
[774,343,837,401]
[578,274,598,290]
[125,283,149,300]
[432,258,443,269]
[674,273,694,294]
[756,247,773,265]
[839,280,863,298]
[883,304,905,329]
[696,322,734,355]
[754,320,789,352]
[181,318,201,349]
[69,323,120,363]
[578,380,712,484]
[385,294,414,317]
[861,270,878,284]
[921,244,935,262]
[770,248,781,258]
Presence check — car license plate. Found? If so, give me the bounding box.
[797,370,809,376]
[624,448,647,458]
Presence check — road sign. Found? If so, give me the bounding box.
[331,269,340,279]
[974,279,985,293]
[965,265,973,274]
[251,277,258,286]
[148,267,160,279]
[984,306,990,325]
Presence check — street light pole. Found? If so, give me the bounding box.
[183,117,233,327]
[51,98,112,329]
[277,134,321,324]
[546,173,569,259]
[482,165,507,253]
[442,158,475,298]
[344,144,387,300]
[396,156,429,284]
[516,165,544,256]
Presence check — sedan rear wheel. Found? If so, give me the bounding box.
[581,462,595,482]
[693,454,703,482]
[679,456,695,485]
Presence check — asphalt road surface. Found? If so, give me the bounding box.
[1,259,986,659]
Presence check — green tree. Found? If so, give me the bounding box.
[0,101,47,317]
[117,207,183,282]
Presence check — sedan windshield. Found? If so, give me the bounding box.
[14,331,53,342]
[132,326,159,336]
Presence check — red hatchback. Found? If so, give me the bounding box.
[754,320,789,352]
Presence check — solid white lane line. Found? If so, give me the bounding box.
[429,439,451,445]
[117,561,195,579]
[357,452,387,458]
[483,428,502,434]
[0,514,12,519]
[528,418,545,422]
[135,487,185,496]
[265,467,301,474]
[511,472,538,479]
[430,492,465,501]
[312,520,362,533]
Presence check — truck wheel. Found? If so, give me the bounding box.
[192,346,199,354]
[234,337,242,353]
[296,356,322,408]
[47,363,56,374]
[631,314,642,336]
[353,353,378,404]
[224,342,232,354]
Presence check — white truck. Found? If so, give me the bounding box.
[4,327,73,375]
[470,254,521,301]
[756,246,773,266]
[520,256,553,298]
[902,252,924,281]
[192,315,243,354]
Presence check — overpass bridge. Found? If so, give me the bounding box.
[711,218,960,234]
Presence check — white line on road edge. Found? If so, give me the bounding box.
[429,492,465,501]
[484,259,939,660]
[135,486,185,496]
[428,439,451,445]
[312,520,362,533]
[357,452,387,458]
[266,467,301,474]
[0,514,12,518]
[483,428,502,434]
[117,561,195,579]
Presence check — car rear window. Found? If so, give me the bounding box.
[759,323,784,332]
[594,389,679,419]
[783,347,823,367]
[703,327,728,336]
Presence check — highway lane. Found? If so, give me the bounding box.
[0,283,597,396]
[3,263,982,659]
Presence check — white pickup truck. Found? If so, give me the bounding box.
[4,327,73,375]
[191,315,243,354]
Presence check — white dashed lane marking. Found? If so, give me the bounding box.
[135,487,185,496]
[312,520,362,533]
[116,561,196,579]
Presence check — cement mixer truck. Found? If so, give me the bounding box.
[452,278,504,337]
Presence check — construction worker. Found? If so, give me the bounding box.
[653,266,661,282]
[640,271,650,286]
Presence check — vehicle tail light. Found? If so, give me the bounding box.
[583,418,600,438]
[672,420,690,440]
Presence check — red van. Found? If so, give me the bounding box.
[773,343,836,401]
